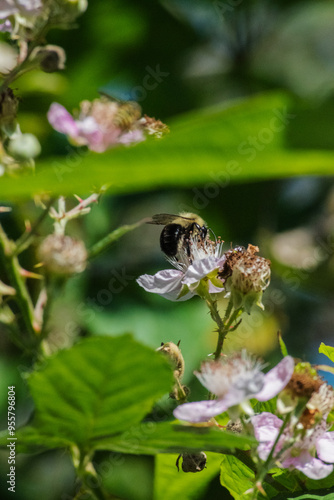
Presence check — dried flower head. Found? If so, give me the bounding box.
[277,362,334,420]
[139,115,169,138]
[38,234,87,275]
[222,244,271,312]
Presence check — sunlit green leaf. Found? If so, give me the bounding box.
[220,454,278,500]
[0,335,174,453]
[154,452,222,500]
[94,421,257,455]
[319,343,334,363]
[2,92,334,200]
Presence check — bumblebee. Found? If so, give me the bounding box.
[148,212,208,260]
[99,91,142,130]
[113,101,141,130]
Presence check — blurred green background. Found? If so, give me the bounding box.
[1,0,334,498]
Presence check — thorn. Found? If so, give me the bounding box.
[19,267,43,280]
[24,220,32,232]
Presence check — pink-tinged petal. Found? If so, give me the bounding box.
[0,2,17,17]
[251,412,282,442]
[16,0,42,15]
[251,412,283,460]
[173,399,228,423]
[216,388,249,410]
[316,432,334,463]
[137,269,193,301]
[256,356,294,401]
[118,129,145,145]
[283,452,333,480]
[183,256,221,285]
[0,19,12,31]
[47,103,79,137]
[76,116,106,151]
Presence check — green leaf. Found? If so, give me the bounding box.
[273,494,334,500]
[220,455,278,500]
[271,468,302,493]
[93,421,257,455]
[2,92,334,200]
[154,452,222,500]
[0,335,174,453]
[278,332,289,357]
[319,343,334,363]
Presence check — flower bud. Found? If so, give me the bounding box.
[8,133,41,160]
[176,452,207,473]
[32,45,66,73]
[38,234,87,275]
[0,88,18,130]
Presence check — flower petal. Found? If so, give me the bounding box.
[137,269,193,301]
[251,412,283,460]
[256,356,294,401]
[173,399,228,423]
[283,451,333,480]
[47,103,79,137]
[316,432,334,464]
[118,129,145,145]
[183,256,221,285]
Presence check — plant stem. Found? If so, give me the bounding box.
[14,198,55,255]
[0,224,36,344]
[88,218,149,260]
[205,295,241,361]
[251,414,291,500]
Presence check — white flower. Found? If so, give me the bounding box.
[252,412,334,480]
[173,353,295,422]
[0,0,42,18]
[137,237,225,301]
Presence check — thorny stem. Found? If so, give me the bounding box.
[0,224,36,345]
[205,294,241,361]
[14,198,55,255]
[88,218,150,260]
[74,450,110,500]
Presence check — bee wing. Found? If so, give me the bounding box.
[147,213,199,225]
[147,213,180,225]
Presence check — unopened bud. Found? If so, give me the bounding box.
[0,88,18,130]
[33,45,66,73]
[176,452,207,473]
[38,234,87,275]
[8,133,41,160]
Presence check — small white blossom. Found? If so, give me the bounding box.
[137,236,225,301]
[174,353,294,422]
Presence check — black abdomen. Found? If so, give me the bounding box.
[160,224,185,257]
